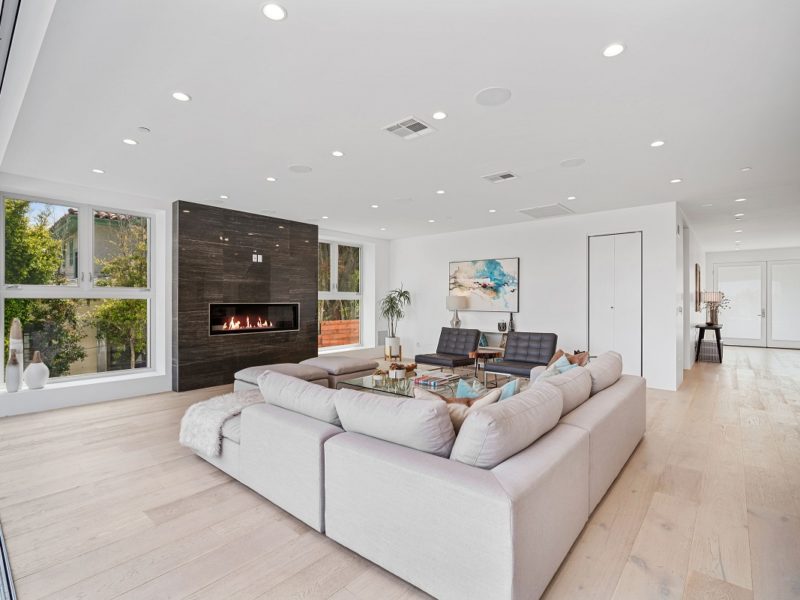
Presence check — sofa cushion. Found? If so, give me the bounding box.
[257,371,340,425]
[334,389,455,457]
[446,389,502,432]
[537,367,592,415]
[586,351,623,395]
[236,363,329,385]
[300,355,378,375]
[450,384,563,469]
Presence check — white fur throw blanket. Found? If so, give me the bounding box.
[179,389,263,458]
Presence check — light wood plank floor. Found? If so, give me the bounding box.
[1,346,798,599]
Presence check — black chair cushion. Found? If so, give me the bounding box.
[502,332,558,365]
[414,353,475,368]
[485,360,545,377]
[435,327,481,356]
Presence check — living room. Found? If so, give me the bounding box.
[1,1,799,599]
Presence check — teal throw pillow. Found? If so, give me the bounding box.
[499,379,519,400]
[456,378,484,399]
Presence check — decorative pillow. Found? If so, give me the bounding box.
[552,355,577,373]
[456,378,485,399]
[334,389,455,457]
[586,351,623,395]
[450,384,563,469]
[257,371,340,425]
[534,367,592,415]
[548,349,589,367]
[447,389,502,432]
[498,379,519,400]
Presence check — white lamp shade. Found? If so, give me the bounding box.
[446,296,468,310]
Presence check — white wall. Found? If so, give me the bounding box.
[706,246,800,276]
[390,202,680,390]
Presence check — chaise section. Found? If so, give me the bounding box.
[324,424,589,600]
[300,355,379,388]
[239,403,342,532]
[559,374,646,511]
[233,363,329,391]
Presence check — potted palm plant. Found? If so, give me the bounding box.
[380,286,411,359]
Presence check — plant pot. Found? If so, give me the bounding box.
[385,337,401,360]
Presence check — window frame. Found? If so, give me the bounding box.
[318,239,362,350]
[1,193,155,386]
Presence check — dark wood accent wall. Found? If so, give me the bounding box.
[172,201,318,391]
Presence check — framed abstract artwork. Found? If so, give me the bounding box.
[449,257,519,312]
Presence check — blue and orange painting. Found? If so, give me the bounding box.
[449,258,519,312]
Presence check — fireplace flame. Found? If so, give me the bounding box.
[221,315,273,331]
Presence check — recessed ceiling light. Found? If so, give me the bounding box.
[740,167,752,172]
[370,204,379,208]
[432,111,447,120]
[567,196,576,200]
[734,229,743,233]
[475,87,512,106]
[427,219,436,223]
[602,43,626,58]
[701,203,713,207]
[669,178,682,184]
[219,195,228,200]
[488,209,497,213]
[266,176,277,182]
[436,190,445,195]
[91,168,105,174]
[171,91,191,102]
[734,213,744,217]
[322,215,329,219]
[735,198,747,202]
[122,138,138,145]
[735,240,742,244]
[379,227,387,231]
[650,140,665,147]
[331,150,344,157]
[262,3,287,20]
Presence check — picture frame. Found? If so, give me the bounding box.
[448,257,519,313]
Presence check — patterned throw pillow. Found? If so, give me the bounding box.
[538,354,576,380]
[498,378,519,400]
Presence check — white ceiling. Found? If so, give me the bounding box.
[2,0,799,250]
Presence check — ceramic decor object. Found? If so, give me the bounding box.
[9,317,23,374]
[23,350,50,389]
[6,349,21,393]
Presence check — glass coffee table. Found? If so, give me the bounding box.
[339,370,508,399]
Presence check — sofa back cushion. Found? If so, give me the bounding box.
[450,384,563,469]
[538,367,592,415]
[257,371,340,426]
[334,389,456,457]
[436,327,481,356]
[587,351,623,395]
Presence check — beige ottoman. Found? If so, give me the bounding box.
[299,356,379,388]
[233,363,329,391]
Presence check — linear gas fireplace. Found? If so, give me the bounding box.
[209,303,299,336]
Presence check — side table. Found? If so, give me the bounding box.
[469,349,503,383]
[695,324,723,363]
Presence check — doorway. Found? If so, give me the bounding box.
[713,260,800,349]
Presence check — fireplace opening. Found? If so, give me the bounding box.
[209,303,299,335]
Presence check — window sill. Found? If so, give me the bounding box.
[0,369,160,395]
[318,345,366,355]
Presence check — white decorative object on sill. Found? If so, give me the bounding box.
[9,318,24,374]
[23,351,49,389]
[5,349,21,393]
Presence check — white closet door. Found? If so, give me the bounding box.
[589,236,615,356]
[588,232,642,376]
[613,232,642,375]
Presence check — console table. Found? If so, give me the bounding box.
[695,324,723,363]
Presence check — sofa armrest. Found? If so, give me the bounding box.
[324,433,512,600]
[491,424,590,600]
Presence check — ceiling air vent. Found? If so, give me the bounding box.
[383,117,434,140]
[518,204,575,219]
[482,171,518,183]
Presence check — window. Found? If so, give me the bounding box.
[2,196,153,385]
[318,241,361,349]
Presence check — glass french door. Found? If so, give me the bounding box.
[714,260,800,349]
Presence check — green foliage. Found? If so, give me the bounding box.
[90,218,148,369]
[379,286,411,338]
[3,199,86,377]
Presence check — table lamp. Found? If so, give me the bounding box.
[446,296,468,328]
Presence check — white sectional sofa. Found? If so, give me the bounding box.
[192,351,645,599]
